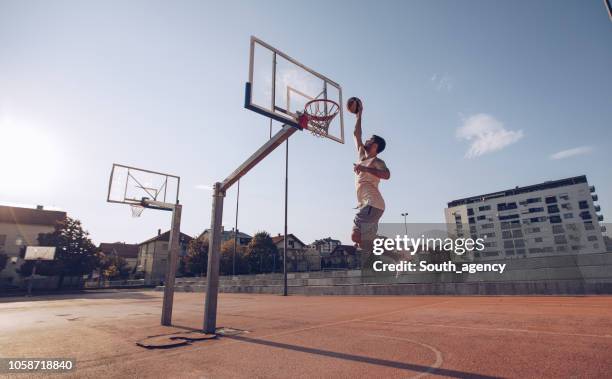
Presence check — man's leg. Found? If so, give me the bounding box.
[353,206,384,277]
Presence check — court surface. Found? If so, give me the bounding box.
[1,290,611,378]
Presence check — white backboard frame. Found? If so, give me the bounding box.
[24,246,56,261]
[107,163,180,210]
[245,36,345,144]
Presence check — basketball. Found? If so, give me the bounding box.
[347,97,362,114]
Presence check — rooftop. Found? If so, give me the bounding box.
[447,175,588,208]
[99,242,139,259]
[139,231,194,246]
[311,237,342,246]
[0,205,66,227]
[201,228,252,240]
[271,233,306,246]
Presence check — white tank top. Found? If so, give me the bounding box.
[355,147,387,211]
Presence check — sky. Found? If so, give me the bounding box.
[0,0,611,245]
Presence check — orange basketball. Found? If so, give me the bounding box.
[347,97,362,114]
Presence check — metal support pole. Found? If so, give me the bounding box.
[283,139,288,296]
[161,203,182,326]
[203,124,297,333]
[221,125,297,192]
[233,180,239,276]
[204,183,225,333]
[27,261,37,297]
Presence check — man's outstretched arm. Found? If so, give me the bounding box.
[353,108,364,152]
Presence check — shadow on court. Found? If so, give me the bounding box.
[2,291,612,378]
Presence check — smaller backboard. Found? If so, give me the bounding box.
[245,36,344,143]
[107,164,180,209]
[24,246,56,261]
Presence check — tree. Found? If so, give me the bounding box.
[98,252,130,280]
[245,231,278,274]
[19,217,98,289]
[0,252,7,273]
[220,239,248,275]
[182,233,208,276]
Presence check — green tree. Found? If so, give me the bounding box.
[0,252,7,273]
[183,233,208,276]
[245,231,278,274]
[19,217,98,289]
[98,252,130,280]
[220,239,248,275]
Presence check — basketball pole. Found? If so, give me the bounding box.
[283,139,289,296]
[161,202,182,326]
[27,260,38,297]
[204,124,298,333]
[204,183,224,333]
[233,180,240,276]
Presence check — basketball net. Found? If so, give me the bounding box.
[130,204,145,218]
[300,99,339,138]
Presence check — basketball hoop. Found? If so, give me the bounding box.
[130,204,145,218]
[299,99,339,137]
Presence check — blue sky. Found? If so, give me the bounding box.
[1,0,611,245]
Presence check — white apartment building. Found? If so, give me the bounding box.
[445,176,605,260]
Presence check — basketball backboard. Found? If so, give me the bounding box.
[107,163,180,210]
[24,246,56,261]
[245,36,345,143]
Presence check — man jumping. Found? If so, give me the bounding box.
[350,102,390,271]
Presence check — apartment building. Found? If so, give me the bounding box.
[445,175,605,260]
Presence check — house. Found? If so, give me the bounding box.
[201,227,252,246]
[310,237,342,256]
[271,233,312,272]
[136,229,193,285]
[99,242,139,272]
[321,245,360,270]
[0,205,66,286]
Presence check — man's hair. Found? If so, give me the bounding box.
[372,135,386,154]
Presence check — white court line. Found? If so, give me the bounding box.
[366,334,444,379]
[361,319,612,339]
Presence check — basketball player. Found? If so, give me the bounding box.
[349,98,390,270]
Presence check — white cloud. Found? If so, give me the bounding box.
[549,146,593,160]
[195,184,213,191]
[431,73,453,92]
[456,113,524,158]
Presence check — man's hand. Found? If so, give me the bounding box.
[353,163,366,174]
[354,163,391,180]
[356,103,363,118]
